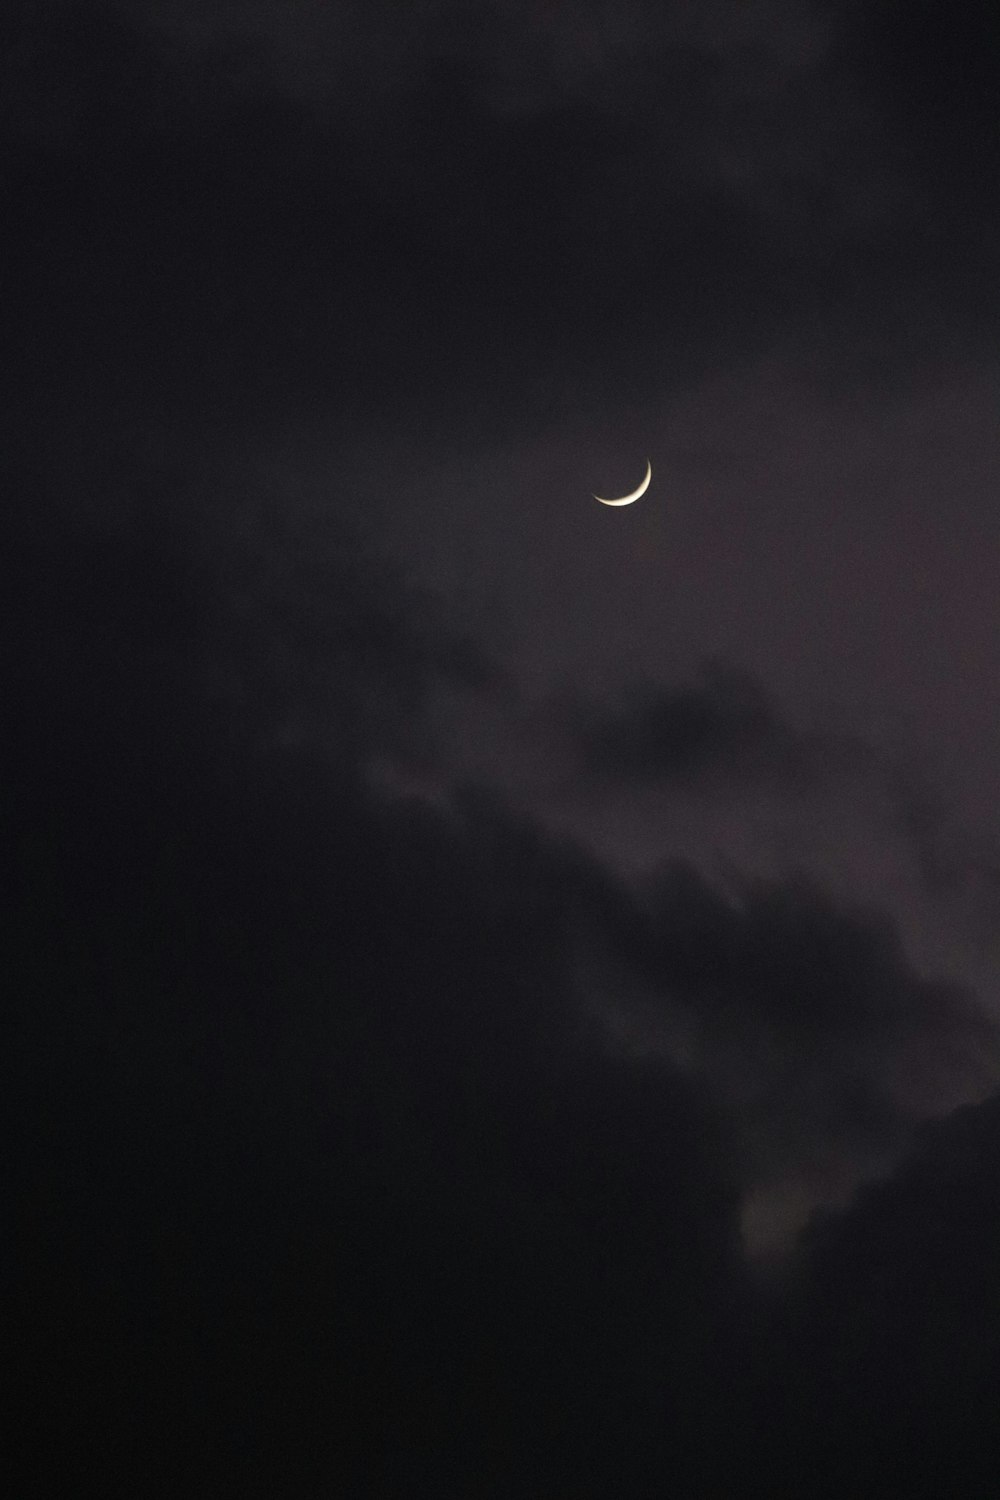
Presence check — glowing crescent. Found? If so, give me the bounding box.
[594,459,651,507]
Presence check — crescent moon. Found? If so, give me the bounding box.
[594,459,651,507]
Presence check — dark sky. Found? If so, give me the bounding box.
[8,1,1000,1493]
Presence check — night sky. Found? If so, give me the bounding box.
[8,2,1000,1493]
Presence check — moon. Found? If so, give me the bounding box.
[594,459,651,507]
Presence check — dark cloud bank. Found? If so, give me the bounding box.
[10,454,1000,1495]
[5,0,996,444]
[7,3,1000,1495]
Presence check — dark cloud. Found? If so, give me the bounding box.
[587,855,999,1245]
[5,0,990,457]
[4,56,373,422]
[10,414,1000,1491]
[12,426,992,1485]
[767,1089,1000,1492]
[675,1089,1000,1495]
[854,0,999,191]
[575,660,804,786]
[834,0,1000,352]
[7,454,739,1490]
